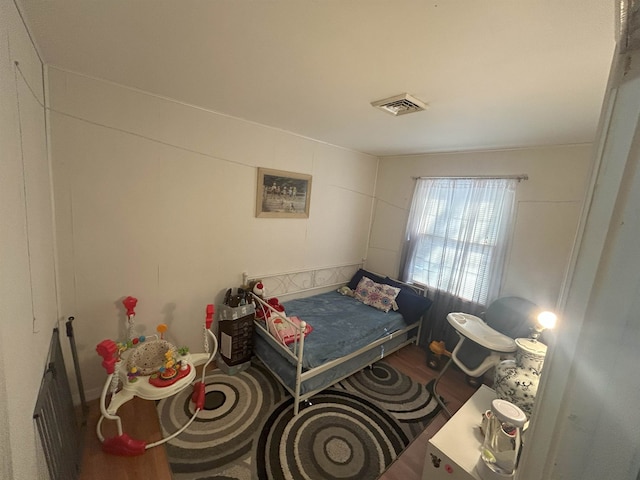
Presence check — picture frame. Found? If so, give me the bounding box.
[256,168,312,218]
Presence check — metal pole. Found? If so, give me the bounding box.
[65,316,88,420]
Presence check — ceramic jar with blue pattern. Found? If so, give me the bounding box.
[494,338,547,417]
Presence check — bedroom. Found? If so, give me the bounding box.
[2,1,639,479]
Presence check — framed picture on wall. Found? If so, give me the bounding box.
[256,168,312,218]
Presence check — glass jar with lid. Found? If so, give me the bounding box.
[477,398,527,479]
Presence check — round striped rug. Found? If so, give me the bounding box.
[254,388,411,480]
[337,360,442,437]
[157,362,286,479]
[157,360,441,480]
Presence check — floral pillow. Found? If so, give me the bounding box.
[354,276,401,313]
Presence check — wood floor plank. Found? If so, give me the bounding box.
[80,396,172,480]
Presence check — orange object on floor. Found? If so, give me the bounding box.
[429,340,451,357]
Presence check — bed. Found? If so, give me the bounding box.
[247,263,433,415]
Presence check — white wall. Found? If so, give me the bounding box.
[0,0,59,478]
[367,145,593,310]
[48,67,378,399]
[520,44,640,480]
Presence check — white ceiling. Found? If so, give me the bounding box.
[17,0,616,157]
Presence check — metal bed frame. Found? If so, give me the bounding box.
[247,263,422,415]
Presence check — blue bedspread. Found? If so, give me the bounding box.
[279,290,409,369]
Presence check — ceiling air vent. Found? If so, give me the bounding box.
[371,93,428,116]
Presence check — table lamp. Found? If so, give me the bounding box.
[531,310,557,341]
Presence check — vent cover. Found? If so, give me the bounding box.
[371,93,428,116]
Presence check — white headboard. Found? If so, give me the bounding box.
[245,261,363,298]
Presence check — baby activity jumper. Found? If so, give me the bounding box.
[95,296,218,456]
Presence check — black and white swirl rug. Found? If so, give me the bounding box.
[337,360,442,438]
[157,360,441,480]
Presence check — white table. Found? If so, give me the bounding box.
[423,385,496,480]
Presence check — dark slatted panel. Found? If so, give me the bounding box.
[33,328,81,480]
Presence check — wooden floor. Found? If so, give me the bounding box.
[79,345,480,480]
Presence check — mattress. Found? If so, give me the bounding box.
[278,290,408,368]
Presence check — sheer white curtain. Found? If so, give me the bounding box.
[400,177,518,349]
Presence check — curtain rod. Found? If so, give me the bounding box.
[412,174,529,182]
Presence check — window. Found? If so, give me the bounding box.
[401,177,517,305]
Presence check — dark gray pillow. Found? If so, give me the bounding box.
[384,277,433,324]
[347,269,385,290]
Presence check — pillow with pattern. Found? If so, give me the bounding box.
[354,276,401,313]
